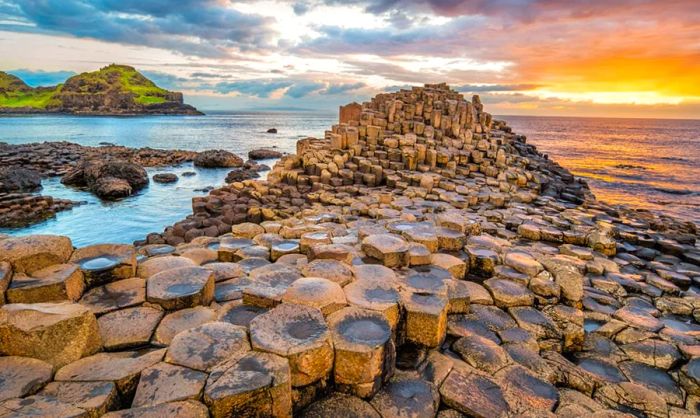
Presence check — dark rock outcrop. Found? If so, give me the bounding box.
[0,167,42,193]
[62,159,148,200]
[248,148,283,160]
[193,150,244,168]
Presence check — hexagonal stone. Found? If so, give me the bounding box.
[132,362,207,408]
[0,262,10,304]
[344,280,400,330]
[204,351,292,418]
[408,243,432,266]
[6,263,84,303]
[0,395,87,417]
[509,306,561,340]
[484,278,534,308]
[102,400,209,418]
[462,281,493,305]
[328,307,394,398]
[495,364,559,413]
[217,237,255,262]
[370,377,438,418]
[0,235,73,274]
[352,264,397,285]
[300,393,380,418]
[540,256,583,307]
[401,292,448,348]
[447,280,471,314]
[576,358,627,384]
[504,251,543,277]
[282,277,347,316]
[231,222,265,238]
[79,277,145,315]
[271,241,301,261]
[55,349,166,399]
[243,270,301,308]
[430,253,467,279]
[593,382,667,418]
[0,302,101,368]
[680,358,700,396]
[435,228,467,251]
[466,247,499,277]
[151,306,216,346]
[146,267,214,310]
[38,381,119,417]
[613,306,664,332]
[440,364,510,417]
[620,339,681,370]
[137,256,196,279]
[217,301,267,328]
[308,243,355,263]
[165,322,250,372]
[542,304,584,353]
[302,259,354,286]
[250,303,333,387]
[619,361,684,406]
[453,334,511,374]
[0,356,53,402]
[70,244,136,287]
[404,228,439,253]
[202,262,244,282]
[300,231,332,254]
[180,247,218,265]
[400,266,451,295]
[361,234,408,268]
[98,306,164,350]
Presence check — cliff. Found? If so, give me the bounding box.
[0,64,202,115]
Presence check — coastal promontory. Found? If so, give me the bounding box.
[0,64,201,115]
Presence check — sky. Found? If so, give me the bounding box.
[1,0,699,118]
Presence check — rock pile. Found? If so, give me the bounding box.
[1,84,699,417]
[0,193,78,227]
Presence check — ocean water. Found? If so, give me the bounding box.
[0,112,698,246]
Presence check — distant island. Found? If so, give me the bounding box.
[0,64,202,115]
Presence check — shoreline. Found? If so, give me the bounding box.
[0,84,699,417]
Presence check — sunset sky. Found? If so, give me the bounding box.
[1,0,699,118]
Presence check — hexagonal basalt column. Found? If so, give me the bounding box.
[137,255,196,279]
[165,322,250,372]
[6,263,84,303]
[400,291,449,348]
[249,303,333,388]
[0,235,73,274]
[271,241,301,261]
[361,234,409,268]
[435,228,467,251]
[302,259,354,287]
[204,351,292,418]
[243,270,301,308]
[282,277,347,316]
[217,237,255,262]
[344,279,400,331]
[146,266,215,310]
[70,244,136,287]
[328,307,395,398]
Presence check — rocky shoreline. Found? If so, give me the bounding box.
[1,84,699,417]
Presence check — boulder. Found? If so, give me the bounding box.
[194,150,243,168]
[153,173,178,183]
[0,302,101,368]
[249,148,283,160]
[62,159,149,200]
[0,166,42,193]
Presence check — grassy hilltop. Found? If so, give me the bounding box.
[0,64,201,115]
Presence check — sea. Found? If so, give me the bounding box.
[0,113,698,246]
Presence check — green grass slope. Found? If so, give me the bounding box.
[62,64,169,105]
[0,71,61,109]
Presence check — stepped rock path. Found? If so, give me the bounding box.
[1,83,700,417]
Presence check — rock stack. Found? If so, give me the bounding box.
[1,84,699,417]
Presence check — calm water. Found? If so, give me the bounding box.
[0,113,698,246]
[506,116,700,223]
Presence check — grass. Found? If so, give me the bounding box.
[0,86,61,109]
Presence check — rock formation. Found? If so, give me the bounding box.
[0,84,699,417]
[0,64,201,115]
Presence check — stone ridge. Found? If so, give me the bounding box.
[0,83,699,417]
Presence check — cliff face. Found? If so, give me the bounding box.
[0,64,201,115]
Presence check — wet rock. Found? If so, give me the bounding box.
[98,306,164,350]
[0,166,42,193]
[439,363,510,417]
[0,356,53,402]
[327,307,394,398]
[249,303,333,387]
[217,300,268,328]
[193,150,243,168]
[55,349,166,399]
[165,321,250,372]
[0,302,101,368]
[620,339,681,370]
[79,277,146,315]
[0,234,73,274]
[6,263,84,303]
[542,304,584,352]
[301,393,380,418]
[619,361,684,406]
[361,234,409,268]
[495,364,559,413]
[146,266,214,310]
[680,358,700,396]
[540,256,583,307]
[102,400,209,418]
[576,358,627,383]
[370,377,438,418]
[152,173,178,183]
[132,361,207,407]
[282,277,347,316]
[266,128,278,134]
[271,240,301,261]
[249,148,283,160]
[204,351,292,418]
[62,159,149,200]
